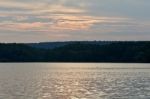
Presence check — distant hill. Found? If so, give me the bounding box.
[0,41,150,62]
[44,41,150,62]
[27,41,112,49]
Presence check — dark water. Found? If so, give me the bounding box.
[0,63,150,99]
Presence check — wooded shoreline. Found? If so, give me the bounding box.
[0,41,150,62]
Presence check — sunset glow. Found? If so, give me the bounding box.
[0,0,150,42]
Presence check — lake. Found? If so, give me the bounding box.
[0,63,150,99]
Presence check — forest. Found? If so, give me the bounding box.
[0,41,150,62]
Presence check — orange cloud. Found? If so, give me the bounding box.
[0,15,130,32]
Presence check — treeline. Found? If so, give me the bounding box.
[0,43,45,61]
[0,41,150,62]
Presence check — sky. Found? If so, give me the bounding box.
[0,0,150,43]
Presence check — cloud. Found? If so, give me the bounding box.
[0,14,130,32]
[0,0,150,42]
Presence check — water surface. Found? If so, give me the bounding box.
[0,63,150,99]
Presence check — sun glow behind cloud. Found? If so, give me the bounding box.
[0,0,150,42]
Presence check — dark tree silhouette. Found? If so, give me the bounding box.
[0,41,150,62]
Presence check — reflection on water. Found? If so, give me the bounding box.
[0,63,150,99]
